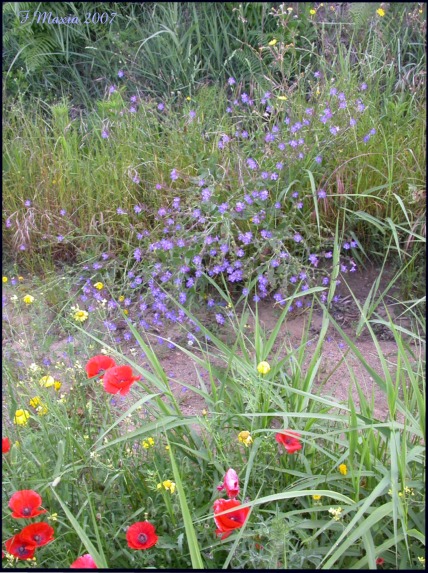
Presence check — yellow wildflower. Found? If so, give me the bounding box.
[94,282,104,290]
[276,95,288,101]
[39,375,55,388]
[202,408,208,416]
[257,361,271,375]
[123,309,129,315]
[2,276,8,283]
[186,96,191,101]
[309,9,316,15]
[23,294,34,304]
[165,445,170,450]
[312,494,322,501]
[73,309,88,322]
[18,276,24,281]
[142,437,155,449]
[118,295,125,302]
[338,463,348,476]
[14,409,31,425]
[48,513,58,522]
[418,556,425,565]
[376,8,385,17]
[268,38,278,46]
[36,404,48,416]
[29,396,41,408]
[157,479,176,493]
[238,430,253,447]
[54,381,62,391]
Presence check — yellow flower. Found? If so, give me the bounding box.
[94,282,104,290]
[18,276,24,281]
[165,445,170,450]
[48,513,58,522]
[257,361,271,375]
[123,309,129,315]
[276,95,288,101]
[39,375,55,388]
[23,294,34,304]
[312,494,322,501]
[238,430,253,447]
[186,96,191,101]
[157,479,176,493]
[268,38,278,46]
[202,408,208,416]
[29,396,41,408]
[118,295,125,302]
[2,276,8,283]
[376,8,385,17]
[338,463,348,476]
[54,381,62,391]
[142,437,155,449]
[14,409,31,425]
[37,404,48,416]
[418,556,425,565]
[73,309,88,322]
[309,9,316,15]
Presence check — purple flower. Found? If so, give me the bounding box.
[246,157,258,170]
[109,85,116,94]
[314,71,321,78]
[309,254,319,266]
[343,242,351,250]
[158,103,165,111]
[189,110,196,119]
[59,209,66,216]
[116,207,127,215]
[24,200,31,207]
[293,233,303,243]
[57,235,64,242]
[170,169,179,181]
[227,77,236,85]
[325,251,333,258]
[318,189,327,199]
[218,202,229,214]
[350,117,357,126]
[118,70,124,78]
[101,130,109,139]
[360,83,367,91]
[5,218,11,228]
[130,95,137,103]
[315,156,322,164]
[132,175,140,184]
[235,202,246,212]
[134,205,142,214]
[215,313,225,325]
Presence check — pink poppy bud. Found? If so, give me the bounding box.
[223,468,239,498]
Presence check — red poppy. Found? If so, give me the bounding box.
[2,437,11,453]
[70,554,98,569]
[376,557,385,566]
[9,490,47,519]
[102,365,140,396]
[275,430,302,454]
[218,468,239,499]
[4,534,36,560]
[126,521,158,550]
[19,522,54,547]
[213,498,250,540]
[85,355,116,378]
